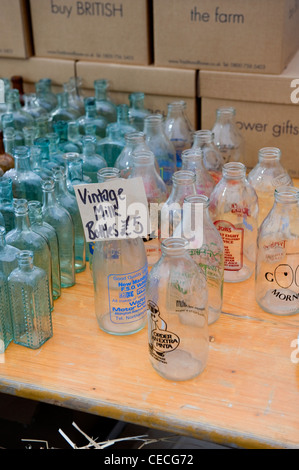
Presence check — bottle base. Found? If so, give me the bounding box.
[224,266,253,283]
[150,349,207,381]
[97,313,147,336]
[256,289,299,316]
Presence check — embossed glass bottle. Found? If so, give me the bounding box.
[81,136,107,183]
[94,79,117,123]
[181,148,215,197]
[128,92,151,131]
[53,167,86,274]
[8,251,53,349]
[92,237,148,335]
[6,199,53,310]
[211,107,244,164]
[255,186,299,315]
[192,130,223,184]
[115,131,149,178]
[144,114,176,193]
[28,200,61,300]
[0,270,13,353]
[42,179,75,288]
[247,147,293,227]
[209,162,258,283]
[164,101,194,168]
[0,177,15,232]
[147,238,209,381]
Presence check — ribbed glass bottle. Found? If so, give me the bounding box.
[0,270,13,353]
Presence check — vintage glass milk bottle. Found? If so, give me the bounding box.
[181,148,215,197]
[164,101,194,168]
[0,177,15,232]
[247,147,293,227]
[115,131,149,179]
[94,79,117,123]
[211,107,244,164]
[42,179,75,288]
[147,238,209,381]
[92,237,148,336]
[209,162,258,283]
[192,130,223,184]
[28,200,61,300]
[183,195,224,324]
[144,114,176,193]
[255,186,299,315]
[128,92,151,131]
[8,251,53,349]
[0,270,13,353]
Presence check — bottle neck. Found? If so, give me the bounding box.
[216,107,236,125]
[144,115,164,136]
[97,167,120,183]
[167,101,186,118]
[258,147,281,165]
[161,238,188,257]
[64,154,84,183]
[14,147,32,171]
[82,137,97,156]
[193,130,213,147]
[117,105,130,124]
[14,201,32,232]
[42,180,58,208]
[129,93,145,110]
[170,171,196,201]
[17,251,34,272]
[28,201,43,226]
[222,162,246,182]
[274,186,299,206]
[53,169,68,196]
[94,80,108,101]
[23,127,37,147]
[181,149,205,171]
[124,132,146,150]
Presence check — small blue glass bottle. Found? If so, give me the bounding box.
[5,89,34,131]
[0,177,16,232]
[2,113,24,147]
[8,250,53,349]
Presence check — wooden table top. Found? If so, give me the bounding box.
[0,182,298,449]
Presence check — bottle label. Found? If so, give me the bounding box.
[189,244,223,288]
[107,264,148,324]
[214,220,244,271]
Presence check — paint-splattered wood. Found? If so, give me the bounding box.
[0,182,298,449]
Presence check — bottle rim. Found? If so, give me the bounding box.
[162,237,188,255]
[97,167,121,182]
[181,148,203,160]
[16,250,34,266]
[258,147,281,161]
[172,170,196,185]
[13,146,31,158]
[216,106,236,116]
[167,100,186,109]
[124,131,145,142]
[274,186,299,204]
[41,178,55,192]
[185,194,210,208]
[222,162,246,179]
[132,150,155,165]
[193,130,214,143]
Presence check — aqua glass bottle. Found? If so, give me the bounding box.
[50,92,81,124]
[63,152,92,196]
[94,79,117,123]
[35,115,51,139]
[30,144,53,179]
[8,250,53,349]
[113,104,137,140]
[115,131,149,178]
[5,89,34,131]
[181,148,215,197]
[211,107,244,164]
[53,120,81,153]
[33,137,53,170]
[2,146,43,202]
[144,114,176,193]
[35,79,58,113]
[46,132,65,167]
[3,128,16,156]
[2,113,24,147]
[63,77,85,115]
[192,130,223,184]
[81,135,107,183]
[53,167,86,274]
[92,237,148,335]
[164,100,194,169]
[23,126,38,148]
[77,97,108,139]
[0,270,13,353]
[23,93,48,120]
[41,178,75,288]
[95,123,125,167]
[67,121,83,153]
[6,199,53,310]
[128,92,151,131]
[147,238,208,381]
[0,177,16,232]
[0,226,20,278]
[28,200,61,300]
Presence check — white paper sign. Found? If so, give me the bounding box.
[74,177,150,242]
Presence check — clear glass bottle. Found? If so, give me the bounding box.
[67,121,83,153]
[94,79,117,123]
[183,195,224,324]
[0,226,20,278]
[35,115,51,139]
[192,130,223,184]
[115,131,149,178]
[30,144,53,179]
[0,177,16,232]
[92,237,148,335]
[5,89,34,131]
[211,107,244,165]
[53,120,81,153]
[2,146,43,202]
[0,130,14,174]
[2,112,24,147]
[50,92,81,124]
[46,132,65,167]
[63,152,92,196]
[28,200,61,300]
[52,167,86,274]
[161,170,197,237]
[41,178,75,288]
[81,135,107,183]
[6,199,53,310]
[22,93,48,120]
[255,186,299,315]
[95,123,125,167]
[23,126,37,147]
[144,114,176,193]
[181,148,215,197]
[209,162,258,283]
[128,92,151,131]
[247,147,293,227]
[35,79,58,113]
[129,150,168,267]
[8,250,53,349]
[63,77,85,115]
[77,97,108,139]
[164,100,194,169]
[0,270,13,353]
[147,238,209,381]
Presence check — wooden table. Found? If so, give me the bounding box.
[0,186,299,450]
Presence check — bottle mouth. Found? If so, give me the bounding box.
[97,167,120,182]
[162,237,188,255]
[181,148,203,161]
[258,147,281,161]
[144,114,163,126]
[192,130,213,144]
[274,186,299,204]
[17,250,34,267]
[63,152,81,162]
[216,106,236,116]
[41,178,55,192]
[124,131,145,143]
[222,162,246,179]
[132,150,155,166]
[185,194,209,208]
[13,198,28,215]
[172,170,196,185]
[13,146,31,158]
[167,100,186,110]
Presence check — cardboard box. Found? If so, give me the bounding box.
[0,57,76,93]
[153,0,299,74]
[199,49,299,178]
[0,0,33,59]
[76,61,198,128]
[29,0,152,65]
